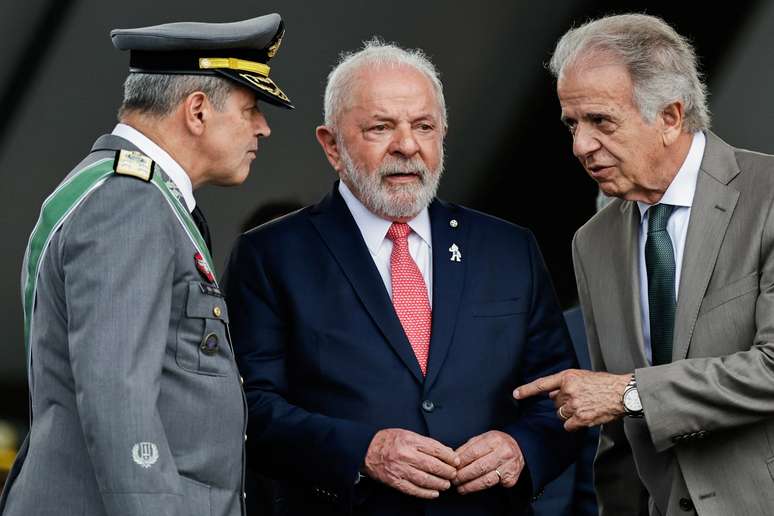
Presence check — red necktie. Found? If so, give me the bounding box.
[386,222,432,375]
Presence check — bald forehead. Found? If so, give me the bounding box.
[343,63,442,118]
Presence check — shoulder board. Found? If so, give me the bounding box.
[113,149,155,182]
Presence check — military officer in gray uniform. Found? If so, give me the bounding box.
[0,13,293,516]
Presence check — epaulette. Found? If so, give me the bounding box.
[113,149,155,182]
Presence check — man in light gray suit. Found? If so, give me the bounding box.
[515,13,774,516]
[0,14,292,516]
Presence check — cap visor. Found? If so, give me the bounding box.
[217,69,293,109]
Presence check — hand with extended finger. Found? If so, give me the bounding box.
[513,369,631,431]
[363,428,460,499]
[453,430,524,495]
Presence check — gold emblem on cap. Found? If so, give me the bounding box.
[213,306,222,318]
[114,150,153,181]
[238,73,290,102]
[267,30,284,58]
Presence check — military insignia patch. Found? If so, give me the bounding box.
[200,332,219,355]
[194,252,215,283]
[131,442,159,468]
[199,282,224,298]
[114,150,154,182]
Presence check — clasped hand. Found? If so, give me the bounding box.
[363,428,524,499]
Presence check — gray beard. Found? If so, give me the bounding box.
[339,144,444,220]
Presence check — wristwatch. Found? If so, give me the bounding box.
[622,374,644,418]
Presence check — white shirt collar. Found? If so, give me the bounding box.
[338,180,432,254]
[637,131,706,219]
[111,123,196,211]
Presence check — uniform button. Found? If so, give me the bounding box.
[244,434,248,442]
[213,306,222,318]
[421,400,435,413]
[242,492,247,500]
[239,376,244,385]
[679,498,693,511]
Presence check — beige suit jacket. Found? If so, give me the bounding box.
[573,131,774,516]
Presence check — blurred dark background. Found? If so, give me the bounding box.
[2,0,773,470]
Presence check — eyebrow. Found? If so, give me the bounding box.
[561,110,613,124]
[368,112,439,122]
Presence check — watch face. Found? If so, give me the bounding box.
[624,388,642,412]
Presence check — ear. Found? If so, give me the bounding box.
[660,101,685,146]
[315,125,344,171]
[182,91,210,136]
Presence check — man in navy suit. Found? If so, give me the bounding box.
[224,40,580,516]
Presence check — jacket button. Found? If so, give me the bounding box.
[421,400,435,413]
[679,497,693,511]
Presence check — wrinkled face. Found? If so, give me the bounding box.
[335,65,445,220]
[558,59,668,201]
[201,86,271,186]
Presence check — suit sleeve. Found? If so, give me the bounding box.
[573,234,649,516]
[503,231,583,496]
[62,177,183,515]
[223,233,377,501]
[636,193,774,452]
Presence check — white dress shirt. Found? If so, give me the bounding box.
[637,131,706,364]
[111,123,196,211]
[338,181,433,305]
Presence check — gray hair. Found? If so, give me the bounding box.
[323,38,447,130]
[549,13,710,132]
[118,73,234,119]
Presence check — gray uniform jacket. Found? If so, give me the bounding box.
[0,135,247,516]
[573,131,774,516]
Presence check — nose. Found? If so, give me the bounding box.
[254,111,271,139]
[388,123,419,159]
[572,124,601,159]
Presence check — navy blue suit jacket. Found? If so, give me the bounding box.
[532,307,600,516]
[224,184,581,515]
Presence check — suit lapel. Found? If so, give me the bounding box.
[673,132,740,360]
[309,184,424,383]
[620,201,649,367]
[424,200,468,391]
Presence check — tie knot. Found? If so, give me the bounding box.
[648,203,674,233]
[387,222,412,242]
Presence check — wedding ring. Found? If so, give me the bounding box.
[494,469,502,482]
[558,405,570,421]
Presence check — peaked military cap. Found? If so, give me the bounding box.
[111,13,293,109]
